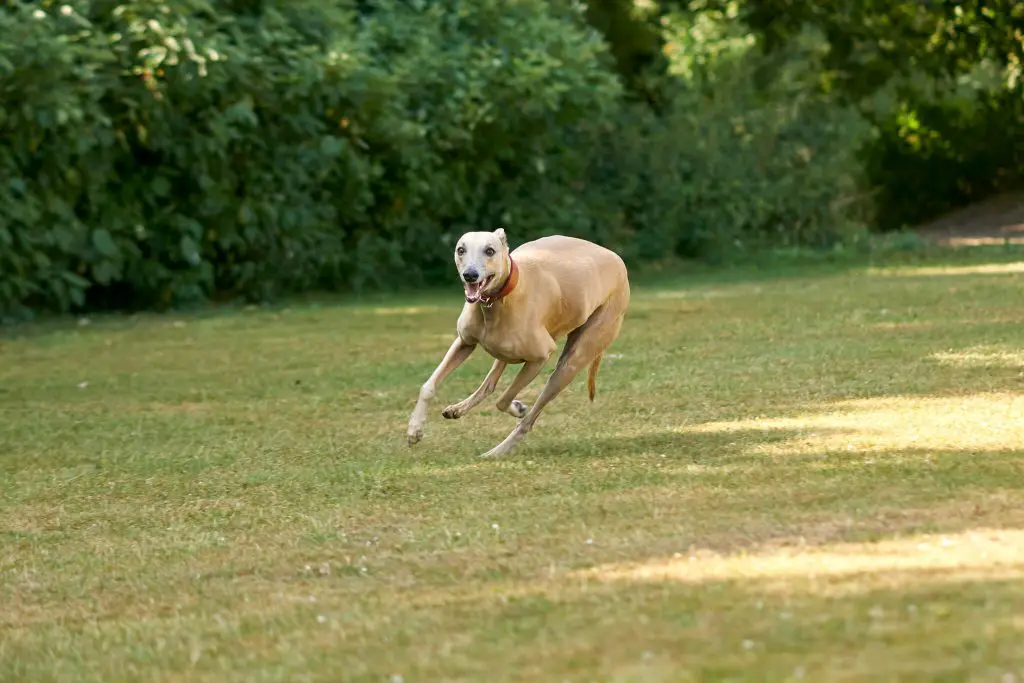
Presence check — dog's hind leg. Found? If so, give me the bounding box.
[494,358,549,419]
[479,299,627,459]
[442,359,507,420]
[407,337,476,445]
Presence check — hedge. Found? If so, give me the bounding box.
[0,0,870,319]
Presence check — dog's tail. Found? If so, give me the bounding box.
[587,354,602,402]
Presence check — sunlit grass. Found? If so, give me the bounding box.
[870,261,1024,277]
[687,393,1024,455]
[2,254,1024,682]
[580,528,1024,595]
[931,347,1024,369]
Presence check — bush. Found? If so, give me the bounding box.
[861,76,1024,231]
[569,16,873,264]
[436,13,874,269]
[0,0,621,318]
[635,64,873,262]
[0,0,878,320]
[693,0,1024,234]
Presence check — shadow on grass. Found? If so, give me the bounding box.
[402,417,1024,549]
[526,426,851,463]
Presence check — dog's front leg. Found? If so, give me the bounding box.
[442,359,507,420]
[407,337,476,445]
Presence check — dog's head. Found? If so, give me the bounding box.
[454,228,510,304]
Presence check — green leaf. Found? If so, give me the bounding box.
[223,96,257,127]
[69,285,86,308]
[180,235,201,266]
[320,136,347,158]
[61,271,91,288]
[91,229,118,258]
[152,176,172,198]
[238,203,256,225]
[93,259,120,285]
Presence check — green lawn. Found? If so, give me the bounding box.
[3,254,1024,682]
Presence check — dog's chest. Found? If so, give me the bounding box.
[479,333,529,363]
[460,314,534,363]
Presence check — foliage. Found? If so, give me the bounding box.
[862,64,1023,230]
[666,0,1024,230]
[677,0,1024,99]
[582,0,668,108]
[0,0,621,318]
[4,0,1018,318]
[637,11,872,259]
[425,14,873,269]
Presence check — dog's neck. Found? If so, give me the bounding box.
[479,257,519,307]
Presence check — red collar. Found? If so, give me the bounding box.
[479,259,519,306]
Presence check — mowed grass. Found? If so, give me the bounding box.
[2,254,1024,682]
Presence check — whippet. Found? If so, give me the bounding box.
[406,228,630,458]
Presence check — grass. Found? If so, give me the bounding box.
[2,251,1024,682]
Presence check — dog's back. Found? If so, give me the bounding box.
[513,235,626,280]
[512,235,629,338]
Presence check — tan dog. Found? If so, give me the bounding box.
[406,228,630,458]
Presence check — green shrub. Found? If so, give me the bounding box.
[477,14,874,267]
[0,0,620,318]
[603,16,873,263]
[861,78,1024,231]
[690,0,1024,234]
[0,0,879,320]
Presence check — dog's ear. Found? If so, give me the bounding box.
[494,227,508,249]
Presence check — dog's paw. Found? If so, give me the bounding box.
[407,424,424,446]
[441,404,462,420]
[510,400,528,418]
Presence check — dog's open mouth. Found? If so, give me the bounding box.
[464,275,494,304]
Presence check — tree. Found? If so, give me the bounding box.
[674,0,1024,99]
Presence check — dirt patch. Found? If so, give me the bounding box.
[914,192,1024,246]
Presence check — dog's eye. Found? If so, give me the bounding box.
[456,246,465,256]
[484,247,496,257]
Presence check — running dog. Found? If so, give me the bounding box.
[406,228,630,458]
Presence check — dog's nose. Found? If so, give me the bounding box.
[462,269,479,283]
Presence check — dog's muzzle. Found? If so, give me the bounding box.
[462,269,494,304]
